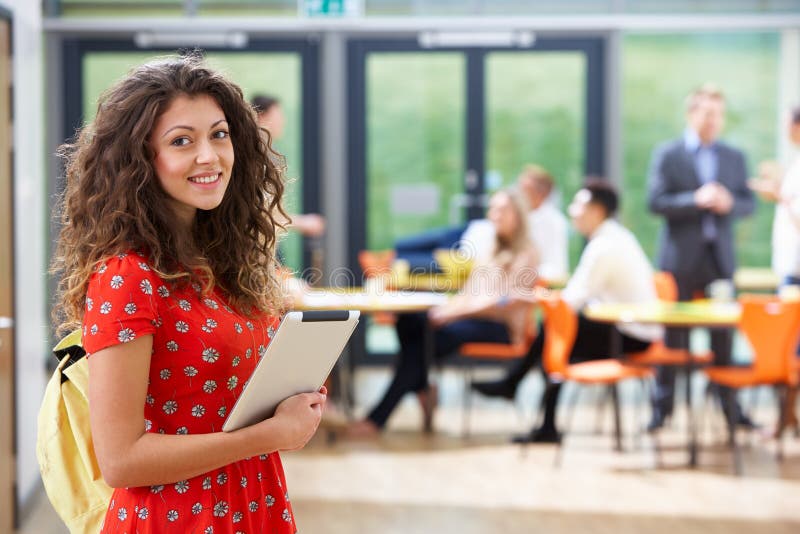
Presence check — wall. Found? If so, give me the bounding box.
[3,0,47,508]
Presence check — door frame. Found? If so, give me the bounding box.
[346,35,606,363]
[59,37,321,270]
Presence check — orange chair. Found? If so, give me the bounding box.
[703,296,800,474]
[625,271,713,367]
[456,301,539,437]
[539,297,653,463]
[358,250,397,326]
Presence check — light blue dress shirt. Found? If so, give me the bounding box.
[684,129,718,241]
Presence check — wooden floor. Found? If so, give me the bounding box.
[19,367,800,533]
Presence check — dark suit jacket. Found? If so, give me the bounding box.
[647,138,754,278]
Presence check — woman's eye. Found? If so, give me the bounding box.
[212,130,230,140]
[171,137,190,147]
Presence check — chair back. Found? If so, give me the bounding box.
[653,271,679,302]
[540,297,578,379]
[358,249,396,278]
[738,295,800,384]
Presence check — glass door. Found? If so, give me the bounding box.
[61,39,319,275]
[348,37,605,361]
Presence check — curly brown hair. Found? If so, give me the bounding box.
[52,54,288,334]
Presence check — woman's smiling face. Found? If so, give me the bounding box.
[150,93,234,228]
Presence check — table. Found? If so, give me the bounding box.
[584,299,741,467]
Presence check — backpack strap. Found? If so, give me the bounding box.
[53,330,85,384]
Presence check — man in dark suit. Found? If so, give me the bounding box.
[647,84,756,431]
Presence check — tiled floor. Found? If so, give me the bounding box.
[19,367,800,533]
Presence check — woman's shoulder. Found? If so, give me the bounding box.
[89,250,162,291]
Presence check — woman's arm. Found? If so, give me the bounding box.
[88,334,325,488]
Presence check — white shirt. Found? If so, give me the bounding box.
[459,201,569,281]
[562,219,663,342]
[772,156,800,278]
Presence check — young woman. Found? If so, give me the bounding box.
[347,188,540,437]
[51,55,325,533]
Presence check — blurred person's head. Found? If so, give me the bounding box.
[788,105,800,146]
[251,94,285,140]
[487,188,531,259]
[685,84,726,145]
[516,164,554,210]
[53,54,288,333]
[568,178,618,237]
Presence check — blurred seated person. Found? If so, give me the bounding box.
[346,188,539,437]
[251,93,325,238]
[460,164,569,281]
[473,180,662,443]
[394,224,468,271]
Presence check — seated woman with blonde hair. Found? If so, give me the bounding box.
[348,188,539,437]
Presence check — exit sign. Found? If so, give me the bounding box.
[302,0,361,17]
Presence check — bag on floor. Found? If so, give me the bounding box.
[36,330,112,534]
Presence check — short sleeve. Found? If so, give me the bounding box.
[82,252,160,355]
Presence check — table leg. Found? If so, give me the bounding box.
[686,355,698,467]
[611,383,623,452]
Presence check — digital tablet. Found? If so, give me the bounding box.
[222,310,360,432]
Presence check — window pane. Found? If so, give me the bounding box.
[366,53,466,251]
[622,32,780,268]
[485,51,585,267]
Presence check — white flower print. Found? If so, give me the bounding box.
[117,253,128,259]
[282,508,292,522]
[232,356,241,367]
[232,511,243,523]
[267,325,276,338]
[216,472,228,485]
[227,376,238,390]
[202,477,212,490]
[259,454,268,460]
[138,261,151,271]
[203,380,217,394]
[86,297,93,311]
[100,301,112,315]
[175,321,189,333]
[258,345,268,359]
[124,302,137,315]
[217,406,227,418]
[117,328,135,343]
[90,324,98,336]
[191,282,202,293]
[192,502,203,515]
[201,318,218,333]
[110,275,124,289]
[257,473,263,482]
[166,340,179,352]
[137,507,149,520]
[140,279,153,295]
[157,285,170,298]
[202,347,220,363]
[234,323,243,334]
[178,299,191,312]
[204,527,214,534]
[163,400,178,415]
[191,405,206,418]
[285,491,290,502]
[97,263,107,274]
[204,298,219,309]
[117,507,128,521]
[245,348,252,359]
[144,419,152,432]
[265,495,275,507]
[150,484,164,494]
[166,509,179,522]
[175,480,189,494]
[159,369,171,380]
[176,426,188,435]
[152,316,163,328]
[146,394,154,406]
[240,476,248,488]
[246,321,254,331]
[213,501,229,517]
[249,501,258,512]
[184,366,198,377]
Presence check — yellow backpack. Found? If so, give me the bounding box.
[36,330,112,533]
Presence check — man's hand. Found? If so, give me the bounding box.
[694,182,733,214]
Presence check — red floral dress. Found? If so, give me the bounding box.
[82,251,296,534]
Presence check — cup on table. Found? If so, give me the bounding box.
[707,279,735,303]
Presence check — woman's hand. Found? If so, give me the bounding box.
[268,386,327,451]
[428,305,456,328]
